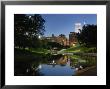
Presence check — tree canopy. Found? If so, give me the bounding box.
[14,14,45,48]
[77,24,97,47]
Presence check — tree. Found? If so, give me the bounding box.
[77,24,97,47]
[14,14,45,49]
[47,42,64,50]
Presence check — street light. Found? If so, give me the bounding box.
[29,16,31,18]
[38,35,41,39]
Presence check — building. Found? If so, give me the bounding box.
[56,34,69,46]
[44,34,68,46]
[68,22,83,46]
[75,23,82,33]
[69,32,77,46]
[44,34,57,42]
[57,34,67,46]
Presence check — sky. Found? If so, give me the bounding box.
[41,14,97,38]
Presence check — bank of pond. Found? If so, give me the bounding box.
[14,48,97,76]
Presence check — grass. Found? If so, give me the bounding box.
[70,55,81,59]
[14,48,62,62]
[64,45,96,53]
[31,48,50,54]
[20,47,50,54]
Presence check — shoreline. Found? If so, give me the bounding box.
[75,66,97,76]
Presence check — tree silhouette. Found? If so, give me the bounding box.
[77,24,97,47]
[14,14,45,49]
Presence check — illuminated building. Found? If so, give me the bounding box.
[69,32,77,46]
[75,23,82,33]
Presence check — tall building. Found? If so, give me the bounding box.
[69,32,77,46]
[75,23,82,33]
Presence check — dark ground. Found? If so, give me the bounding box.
[78,67,97,76]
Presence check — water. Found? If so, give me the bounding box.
[15,54,96,76]
[35,59,76,76]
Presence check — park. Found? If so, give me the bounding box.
[14,14,97,76]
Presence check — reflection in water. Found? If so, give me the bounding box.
[38,64,42,69]
[37,64,76,76]
[32,56,77,76]
[15,55,96,76]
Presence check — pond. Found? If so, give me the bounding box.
[14,54,97,76]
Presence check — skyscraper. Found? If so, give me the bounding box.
[75,23,82,33]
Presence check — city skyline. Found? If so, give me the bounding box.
[41,14,97,38]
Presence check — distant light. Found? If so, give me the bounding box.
[29,16,31,18]
[25,32,28,35]
[38,64,42,69]
[38,35,41,39]
[53,60,55,63]
[75,68,79,71]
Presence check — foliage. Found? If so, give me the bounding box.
[77,24,97,47]
[46,42,64,49]
[14,14,45,49]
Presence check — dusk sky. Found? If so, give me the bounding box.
[41,14,97,38]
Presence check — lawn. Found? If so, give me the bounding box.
[64,45,97,53]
